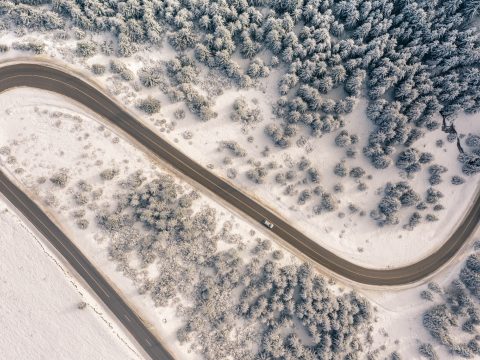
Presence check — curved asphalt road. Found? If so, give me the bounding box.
[0,62,478,286]
[1,60,478,358]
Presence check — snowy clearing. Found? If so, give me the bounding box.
[0,198,140,360]
[364,229,480,359]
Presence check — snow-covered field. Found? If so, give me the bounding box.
[0,198,140,360]
[1,85,478,359]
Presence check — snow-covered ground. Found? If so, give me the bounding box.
[110,68,480,268]
[1,85,478,359]
[0,27,478,267]
[188,96,480,268]
[0,198,140,360]
[0,87,301,359]
[363,230,480,359]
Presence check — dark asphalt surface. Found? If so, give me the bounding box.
[0,62,478,352]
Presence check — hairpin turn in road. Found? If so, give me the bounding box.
[0,61,478,358]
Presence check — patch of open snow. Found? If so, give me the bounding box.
[0,198,140,360]
[363,227,480,359]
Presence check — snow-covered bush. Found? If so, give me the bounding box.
[91,64,106,75]
[76,218,89,229]
[178,83,216,121]
[349,166,365,179]
[100,168,119,181]
[220,141,246,157]
[334,161,348,177]
[137,96,161,114]
[419,152,434,164]
[418,343,438,360]
[138,65,164,88]
[166,55,199,85]
[451,176,466,185]
[297,157,311,171]
[246,58,269,79]
[420,290,434,301]
[76,40,96,57]
[12,39,45,54]
[110,60,134,81]
[297,189,312,205]
[314,191,338,214]
[230,97,263,126]
[275,172,286,185]
[335,130,357,148]
[405,212,422,230]
[428,165,447,186]
[307,167,321,183]
[373,182,420,226]
[264,123,292,148]
[396,148,422,176]
[246,165,268,184]
[425,188,444,205]
[49,169,69,188]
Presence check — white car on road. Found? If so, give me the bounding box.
[262,219,274,229]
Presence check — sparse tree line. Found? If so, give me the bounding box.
[91,171,374,359]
